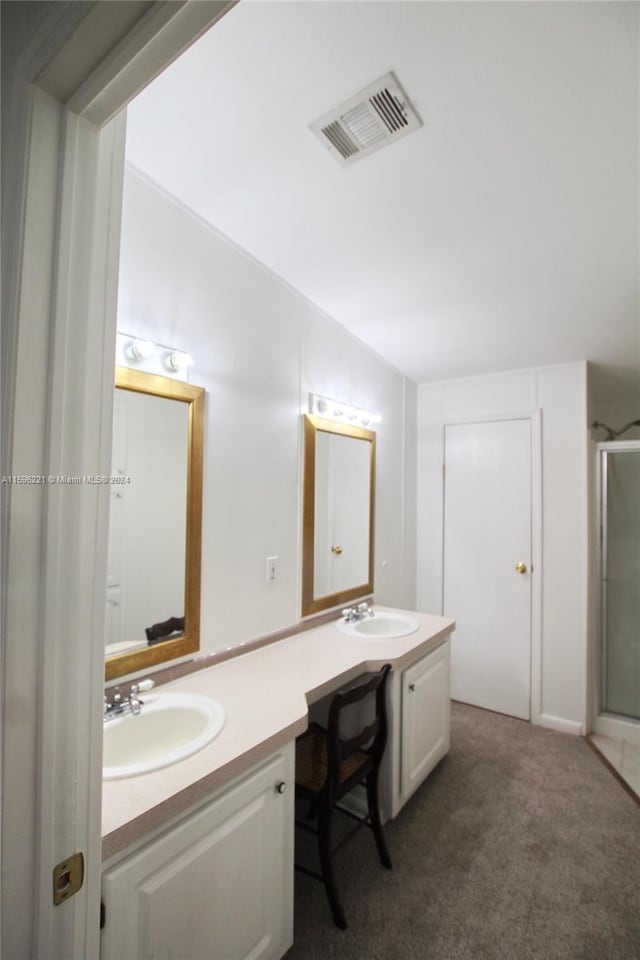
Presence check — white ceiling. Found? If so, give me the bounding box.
[125,1,640,397]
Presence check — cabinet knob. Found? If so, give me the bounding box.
[409,683,416,692]
[275,781,287,795]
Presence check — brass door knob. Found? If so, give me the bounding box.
[331,545,343,555]
[515,562,528,574]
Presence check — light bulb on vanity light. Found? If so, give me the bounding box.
[164,351,194,372]
[124,339,156,361]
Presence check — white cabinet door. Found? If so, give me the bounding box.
[101,746,294,960]
[400,642,450,801]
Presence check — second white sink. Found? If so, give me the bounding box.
[337,611,419,639]
[103,692,225,780]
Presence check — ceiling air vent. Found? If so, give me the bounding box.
[310,71,422,167]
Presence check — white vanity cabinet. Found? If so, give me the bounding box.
[101,744,294,960]
[384,639,451,818]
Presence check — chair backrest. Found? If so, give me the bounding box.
[145,616,185,645]
[326,664,391,796]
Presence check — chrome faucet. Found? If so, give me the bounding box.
[104,678,154,722]
[342,602,375,623]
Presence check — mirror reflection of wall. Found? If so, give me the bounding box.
[314,432,371,598]
[106,389,188,657]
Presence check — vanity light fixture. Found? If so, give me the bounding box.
[116,333,195,381]
[164,350,194,373]
[309,393,381,428]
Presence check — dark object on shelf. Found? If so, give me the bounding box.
[145,616,185,646]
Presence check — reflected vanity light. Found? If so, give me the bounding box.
[309,393,381,428]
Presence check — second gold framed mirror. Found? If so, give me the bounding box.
[302,414,375,617]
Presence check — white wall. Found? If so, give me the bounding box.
[417,362,589,733]
[117,167,416,656]
[300,290,417,610]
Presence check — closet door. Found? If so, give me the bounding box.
[444,419,532,720]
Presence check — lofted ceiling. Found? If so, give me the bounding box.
[125,1,640,398]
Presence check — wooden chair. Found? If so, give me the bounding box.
[145,616,185,646]
[294,663,392,929]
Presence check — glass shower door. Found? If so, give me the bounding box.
[601,446,640,720]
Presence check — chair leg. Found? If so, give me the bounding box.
[317,802,348,930]
[366,775,392,870]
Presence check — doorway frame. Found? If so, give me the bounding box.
[440,410,543,725]
[2,3,236,957]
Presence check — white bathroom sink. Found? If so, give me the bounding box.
[337,611,420,640]
[103,692,225,780]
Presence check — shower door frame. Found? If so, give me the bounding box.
[593,440,640,743]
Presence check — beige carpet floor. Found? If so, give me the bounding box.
[286,701,640,960]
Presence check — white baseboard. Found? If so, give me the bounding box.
[538,713,584,736]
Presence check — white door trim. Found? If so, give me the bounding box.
[440,410,543,725]
[3,4,235,957]
[4,88,127,960]
[530,409,543,726]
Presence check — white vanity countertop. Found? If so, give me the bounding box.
[102,607,454,860]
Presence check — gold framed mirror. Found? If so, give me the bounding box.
[105,366,205,681]
[301,414,375,616]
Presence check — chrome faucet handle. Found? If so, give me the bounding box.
[104,687,124,721]
[129,678,154,716]
[342,607,354,621]
[357,602,369,612]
